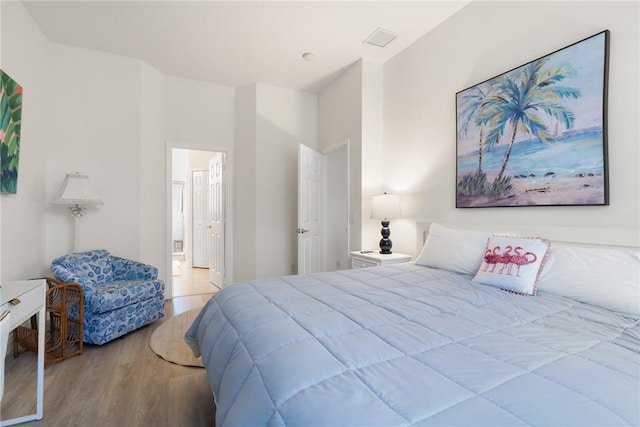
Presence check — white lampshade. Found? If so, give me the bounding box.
[370,193,401,219]
[51,173,103,206]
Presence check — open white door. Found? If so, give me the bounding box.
[192,170,209,268]
[208,153,225,286]
[297,144,323,274]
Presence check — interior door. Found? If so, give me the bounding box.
[297,144,323,274]
[192,170,209,268]
[208,153,225,286]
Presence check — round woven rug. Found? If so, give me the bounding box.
[149,308,204,368]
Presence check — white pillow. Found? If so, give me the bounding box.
[538,245,640,317]
[415,223,492,275]
[472,236,551,296]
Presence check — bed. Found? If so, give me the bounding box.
[185,223,640,426]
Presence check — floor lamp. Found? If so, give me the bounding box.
[51,172,103,253]
[370,192,402,254]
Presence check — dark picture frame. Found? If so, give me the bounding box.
[456,30,609,208]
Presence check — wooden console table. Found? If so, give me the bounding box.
[0,279,46,426]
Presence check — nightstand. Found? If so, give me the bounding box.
[350,251,411,268]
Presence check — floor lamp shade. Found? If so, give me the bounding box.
[51,173,103,252]
[370,193,401,254]
[51,173,103,208]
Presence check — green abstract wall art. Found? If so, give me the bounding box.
[0,70,23,194]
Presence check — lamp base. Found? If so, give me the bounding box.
[379,244,392,255]
[379,220,392,254]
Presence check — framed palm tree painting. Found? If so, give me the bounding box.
[456,30,609,208]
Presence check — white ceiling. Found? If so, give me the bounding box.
[22,1,469,93]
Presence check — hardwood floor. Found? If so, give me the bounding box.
[1,294,216,427]
[172,261,220,298]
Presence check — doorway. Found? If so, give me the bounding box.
[324,144,349,271]
[171,148,226,298]
[297,140,350,275]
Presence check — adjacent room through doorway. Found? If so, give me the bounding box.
[171,148,226,298]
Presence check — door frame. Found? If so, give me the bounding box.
[321,138,351,272]
[166,143,234,298]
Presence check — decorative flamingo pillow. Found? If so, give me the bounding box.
[472,236,551,295]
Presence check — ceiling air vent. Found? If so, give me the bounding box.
[364,28,398,48]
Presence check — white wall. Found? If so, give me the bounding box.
[187,149,216,171]
[383,1,640,256]
[140,62,167,281]
[2,3,149,277]
[164,76,235,285]
[317,60,386,253]
[165,76,234,150]
[255,83,316,278]
[44,42,143,264]
[8,0,634,287]
[233,84,257,282]
[1,1,53,279]
[233,83,317,281]
[360,60,384,251]
[1,2,236,288]
[318,62,363,253]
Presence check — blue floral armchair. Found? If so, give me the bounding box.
[51,249,165,345]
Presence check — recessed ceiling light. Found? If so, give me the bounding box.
[302,52,315,61]
[364,28,398,48]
